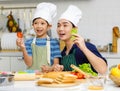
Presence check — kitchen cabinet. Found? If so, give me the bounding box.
[10,57,26,71]
[101,52,120,72]
[0,57,10,71]
[0,56,26,72]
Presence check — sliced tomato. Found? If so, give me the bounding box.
[71,72,85,79]
[76,72,85,79]
[70,72,77,75]
[17,32,23,38]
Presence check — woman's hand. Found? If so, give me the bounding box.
[16,38,25,50]
[72,34,87,51]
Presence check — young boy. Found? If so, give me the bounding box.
[16,2,61,72]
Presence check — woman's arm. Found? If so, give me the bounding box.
[73,34,107,74]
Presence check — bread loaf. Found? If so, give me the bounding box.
[36,78,54,85]
[54,73,77,83]
[42,72,70,79]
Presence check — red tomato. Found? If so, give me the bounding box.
[71,72,77,75]
[71,72,85,79]
[17,32,23,38]
[76,72,85,79]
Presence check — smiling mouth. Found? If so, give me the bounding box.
[59,33,65,36]
[37,29,42,33]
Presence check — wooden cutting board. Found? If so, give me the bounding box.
[36,79,86,87]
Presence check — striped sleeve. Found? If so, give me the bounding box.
[25,38,33,56]
[50,39,61,61]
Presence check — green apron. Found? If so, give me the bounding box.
[27,36,50,71]
[61,49,77,71]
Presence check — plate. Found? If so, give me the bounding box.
[36,79,86,87]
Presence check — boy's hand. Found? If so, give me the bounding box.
[16,38,25,50]
[53,64,64,72]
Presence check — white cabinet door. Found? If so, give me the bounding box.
[10,57,27,71]
[0,57,10,71]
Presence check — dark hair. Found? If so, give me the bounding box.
[69,21,75,28]
[32,17,49,25]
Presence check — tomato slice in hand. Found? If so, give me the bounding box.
[17,32,23,38]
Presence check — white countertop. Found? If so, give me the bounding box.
[0,79,119,91]
[0,51,23,57]
[101,52,120,58]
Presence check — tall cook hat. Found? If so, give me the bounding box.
[59,5,82,27]
[33,2,57,24]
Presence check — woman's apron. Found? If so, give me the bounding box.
[61,49,77,71]
[27,36,51,71]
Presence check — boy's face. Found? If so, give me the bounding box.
[32,18,51,38]
[57,19,73,41]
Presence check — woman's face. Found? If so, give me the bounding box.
[32,18,51,38]
[57,19,73,41]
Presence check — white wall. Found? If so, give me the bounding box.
[53,0,120,47]
[1,0,120,47]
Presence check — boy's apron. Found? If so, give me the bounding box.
[61,49,77,71]
[27,36,51,71]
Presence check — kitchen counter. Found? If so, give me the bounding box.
[101,52,120,58]
[0,79,119,91]
[0,51,23,57]
[0,51,120,58]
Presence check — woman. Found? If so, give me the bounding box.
[16,2,61,72]
[56,5,107,74]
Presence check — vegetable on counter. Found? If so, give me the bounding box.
[70,71,85,79]
[70,63,98,78]
[78,63,98,76]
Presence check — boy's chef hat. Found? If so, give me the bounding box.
[33,2,57,24]
[59,5,82,27]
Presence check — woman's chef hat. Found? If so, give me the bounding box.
[33,2,57,25]
[59,5,82,27]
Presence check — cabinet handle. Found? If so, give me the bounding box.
[17,57,23,61]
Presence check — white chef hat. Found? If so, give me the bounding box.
[33,2,57,25]
[59,5,82,27]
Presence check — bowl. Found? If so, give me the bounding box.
[87,75,106,91]
[0,74,14,86]
[109,74,120,86]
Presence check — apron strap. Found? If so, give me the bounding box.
[32,37,36,44]
[46,35,51,65]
